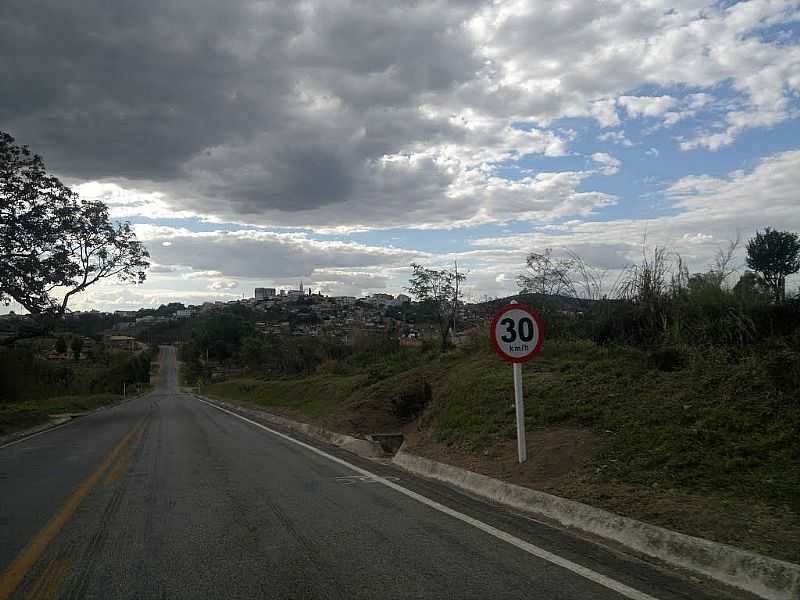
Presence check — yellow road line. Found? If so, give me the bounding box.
[103,424,143,487]
[23,554,75,600]
[0,419,146,600]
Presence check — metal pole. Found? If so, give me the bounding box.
[513,363,527,463]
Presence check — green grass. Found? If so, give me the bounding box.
[203,373,368,419]
[426,340,800,511]
[202,340,800,510]
[0,393,121,436]
[197,339,800,561]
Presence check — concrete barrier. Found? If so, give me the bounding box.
[393,447,800,600]
[194,395,385,459]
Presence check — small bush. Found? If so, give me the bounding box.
[391,379,432,423]
[316,359,355,376]
[647,345,687,372]
[420,338,437,354]
[757,340,800,395]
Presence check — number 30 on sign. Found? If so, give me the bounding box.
[490,303,544,363]
[489,302,544,463]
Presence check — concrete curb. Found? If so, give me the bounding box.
[393,447,800,600]
[0,416,72,448]
[0,392,145,449]
[194,394,385,460]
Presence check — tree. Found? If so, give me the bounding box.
[733,271,771,304]
[745,228,800,303]
[407,263,466,352]
[0,131,149,326]
[55,200,150,315]
[709,235,742,287]
[517,249,576,297]
[54,335,67,355]
[239,336,266,372]
[1,132,78,315]
[70,336,83,361]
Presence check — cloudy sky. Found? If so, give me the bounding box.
[2,0,799,311]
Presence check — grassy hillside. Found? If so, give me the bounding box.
[0,393,122,436]
[203,339,800,562]
[204,373,367,420]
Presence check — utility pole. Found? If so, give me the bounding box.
[452,260,459,338]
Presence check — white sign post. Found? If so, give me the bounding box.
[490,302,544,463]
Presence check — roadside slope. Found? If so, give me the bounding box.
[202,339,800,563]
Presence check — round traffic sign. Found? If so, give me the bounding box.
[490,303,544,363]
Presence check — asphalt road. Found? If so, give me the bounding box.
[0,346,745,600]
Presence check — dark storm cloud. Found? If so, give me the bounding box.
[0,1,302,179]
[0,0,483,219]
[8,1,786,229]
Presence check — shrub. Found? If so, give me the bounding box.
[391,379,432,423]
[756,339,800,396]
[647,345,687,372]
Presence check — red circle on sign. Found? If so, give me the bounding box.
[489,303,544,363]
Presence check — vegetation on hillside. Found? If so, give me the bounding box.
[196,230,800,560]
[0,393,122,436]
[0,343,155,432]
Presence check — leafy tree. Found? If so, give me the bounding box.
[57,200,150,314]
[70,336,83,361]
[0,131,150,333]
[1,132,78,315]
[745,228,800,303]
[407,263,465,352]
[239,336,266,372]
[733,271,771,304]
[191,312,254,362]
[155,302,186,316]
[54,335,67,355]
[517,249,576,297]
[88,341,110,365]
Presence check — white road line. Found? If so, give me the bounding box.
[0,420,75,449]
[194,396,662,600]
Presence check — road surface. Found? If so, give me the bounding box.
[0,347,742,599]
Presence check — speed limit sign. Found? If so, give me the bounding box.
[490,303,543,363]
[489,302,544,463]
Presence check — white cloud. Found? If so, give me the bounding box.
[662,110,695,126]
[5,0,797,231]
[470,148,800,283]
[619,96,676,118]
[45,149,800,309]
[591,152,621,175]
[71,181,200,221]
[598,130,635,147]
[687,93,713,109]
[131,226,426,283]
[3,1,800,309]
[208,280,239,291]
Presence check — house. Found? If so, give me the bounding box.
[108,335,137,351]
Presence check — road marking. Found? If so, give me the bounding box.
[0,421,76,450]
[0,420,146,600]
[335,475,400,485]
[103,446,134,487]
[195,397,662,600]
[23,554,75,600]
